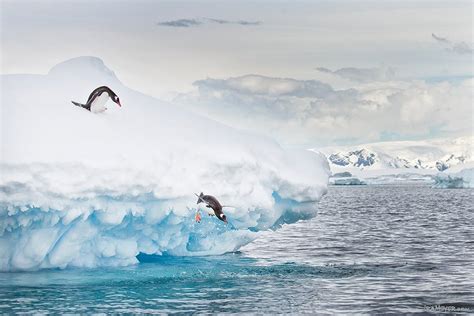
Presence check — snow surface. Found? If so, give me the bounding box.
[0,57,329,271]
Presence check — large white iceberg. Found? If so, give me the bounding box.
[0,57,329,271]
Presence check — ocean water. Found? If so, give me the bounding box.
[1,185,473,314]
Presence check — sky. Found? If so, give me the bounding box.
[1,0,473,147]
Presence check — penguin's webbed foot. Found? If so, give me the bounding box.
[195,211,202,223]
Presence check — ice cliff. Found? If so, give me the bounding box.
[0,57,329,271]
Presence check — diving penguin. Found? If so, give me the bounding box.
[195,192,228,224]
[72,86,121,113]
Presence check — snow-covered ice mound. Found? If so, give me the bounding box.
[0,57,329,271]
[433,164,474,189]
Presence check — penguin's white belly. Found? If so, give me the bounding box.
[90,92,109,113]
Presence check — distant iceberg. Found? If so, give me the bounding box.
[332,178,366,185]
[329,172,366,185]
[0,57,329,271]
[433,166,474,189]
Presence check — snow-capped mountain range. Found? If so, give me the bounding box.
[317,136,473,173]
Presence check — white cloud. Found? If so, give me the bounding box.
[2,2,472,98]
[194,75,334,97]
[175,75,473,146]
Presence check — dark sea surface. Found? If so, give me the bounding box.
[1,185,473,314]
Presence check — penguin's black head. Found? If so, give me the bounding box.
[111,94,121,107]
[105,87,121,107]
[219,213,228,224]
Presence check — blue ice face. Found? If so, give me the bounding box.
[0,163,328,272]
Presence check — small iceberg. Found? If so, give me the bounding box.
[332,178,366,185]
[329,172,366,185]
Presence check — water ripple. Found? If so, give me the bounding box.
[1,185,473,314]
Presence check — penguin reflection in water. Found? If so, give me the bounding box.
[72,86,122,113]
[195,192,229,224]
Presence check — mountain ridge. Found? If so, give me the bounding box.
[316,136,473,173]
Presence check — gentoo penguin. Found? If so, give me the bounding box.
[71,86,121,113]
[195,192,228,223]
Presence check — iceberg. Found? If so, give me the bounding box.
[329,172,366,185]
[0,57,329,271]
[433,164,474,189]
[331,178,366,185]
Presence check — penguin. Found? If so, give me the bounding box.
[195,192,228,224]
[71,86,121,113]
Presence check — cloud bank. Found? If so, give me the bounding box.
[158,18,261,28]
[315,66,396,83]
[158,19,202,28]
[432,33,473,55]
[175,74,473,146]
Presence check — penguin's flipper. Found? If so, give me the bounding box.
[71,101,90,111]
[195,192,205,204]
[71,101,83,107]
